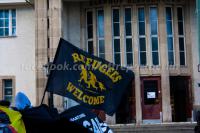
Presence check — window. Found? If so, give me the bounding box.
[112,8,121,65]
[86,11,93,55]
[3,79,13,102]
[150,7,159,66]
[166,7,174,65]
[138,7,146,65]
[0,9,16,37]
[177,7,186,66]
[97,9,105,59]
[124,8,133,66]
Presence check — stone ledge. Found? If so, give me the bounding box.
[109,123,196,133]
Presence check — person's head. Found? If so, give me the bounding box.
[15,92,31,110]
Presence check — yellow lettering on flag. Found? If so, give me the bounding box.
[72,53,81,63]
[71,53,123,83]
[66,82,105,105]
[67,82,75,92]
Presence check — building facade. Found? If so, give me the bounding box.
[0,0,200,125]
[0,0,36,105]
[35,0,199,124]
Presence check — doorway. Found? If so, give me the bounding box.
[141,77,162,122]
[170,76,192,122]
[116,80,136,123]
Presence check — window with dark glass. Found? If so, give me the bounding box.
[97,9,105,59]
[150,7,159,65]
[138,8,145,36]
[11,9,16,35]
[3,79,13,102]
[87,41,93,55]
[166,7,174,65]
[179,38,185,65]
[0,9,16,37]
[138,8,146,65]
[112,8,121,65]
[177,7,186,66]
[86,11,93,55]
[125,8,133,66]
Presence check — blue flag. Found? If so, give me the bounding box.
[46,38,134,115]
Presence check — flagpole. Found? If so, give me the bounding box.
[40,87,46,105]
[41,62,54,108]
[49,92,54,108]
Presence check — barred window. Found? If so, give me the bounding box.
[112,8,121,65]
[177,7,186,66]
[166,7,174,65]
[86,11,93,55]
[97,9,105,59]
[150,7,159,66]
[124,8,133,66]
[84,5,186,68]
[138,7,146,66]
[3,79,13,102]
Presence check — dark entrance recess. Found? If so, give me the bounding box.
[116,80,136,123]
[170,76,192,122]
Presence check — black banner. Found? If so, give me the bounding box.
[46,38,134,115]
[60,105,112,133]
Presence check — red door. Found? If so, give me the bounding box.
[141,77,162,120]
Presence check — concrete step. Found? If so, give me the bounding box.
[110,122,196,133]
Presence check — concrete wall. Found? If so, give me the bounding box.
[62,2,81,48]
[34,0,198,123]
[0,7,36,105]
[191,0,200,107]
[62,2,81,108]
[61,0,198,123]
